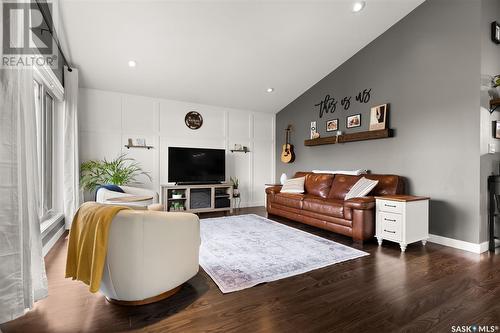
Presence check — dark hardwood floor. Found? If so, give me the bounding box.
[2,207,500,333]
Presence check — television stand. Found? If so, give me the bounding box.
[161,183,233,214]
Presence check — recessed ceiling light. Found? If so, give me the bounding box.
[128,60,137,67]
[266,88,274,93]
[352,1,366,13]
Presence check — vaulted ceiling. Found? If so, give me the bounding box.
[59,0,425,113]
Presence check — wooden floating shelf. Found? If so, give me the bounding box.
[490,99,500,113]
[304,129,393,147]
[124,145,154,150]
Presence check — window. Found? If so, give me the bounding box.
[33,79,54,221]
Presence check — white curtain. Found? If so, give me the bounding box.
[0,3,48,323]
[63,67,80,227]
[0,67,48,324]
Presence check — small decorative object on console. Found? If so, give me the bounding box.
[172,190,183,199]
[346,114,361,128]
[170,202,185,212]
[375,195,429,252]
[369,104,389,131]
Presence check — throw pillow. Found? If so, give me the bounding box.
[344,177,379,200]
[95,184,125,200]
[280,177,306,194]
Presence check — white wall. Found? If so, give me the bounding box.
[78,88,275,207]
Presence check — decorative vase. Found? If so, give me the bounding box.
[280,173,288,185]
[233,188,240,197]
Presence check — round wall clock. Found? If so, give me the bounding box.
[185,111,203,130]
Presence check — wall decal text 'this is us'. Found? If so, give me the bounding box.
[315,89,372,118]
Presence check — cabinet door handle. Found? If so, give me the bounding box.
[385,204,397,208]
[384,229,396,234]
[384,218,396,222]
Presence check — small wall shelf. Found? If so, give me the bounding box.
[304,129,393,147]
[230,149,250,153]
[124,145,154,150]
[490,99,500,113]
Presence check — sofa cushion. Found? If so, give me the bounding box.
[274,193,304,209]
[344,177,379,200]
[281,177,305,194]
[328,174,361,200]
[303,173,335,198]
[303,196,344,218]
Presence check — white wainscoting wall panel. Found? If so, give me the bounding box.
[79,88,275,207]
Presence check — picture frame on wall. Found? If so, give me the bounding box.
[326,119,338,132]
[493,121,500,139]
[346,114,361,129]
[135,138,146,146]
[369,104,389,131]
[492,21,500,44]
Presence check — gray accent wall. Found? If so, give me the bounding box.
[276,0,485,244]
[479,0,500,243]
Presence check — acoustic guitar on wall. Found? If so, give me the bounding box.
[280,125,295,164]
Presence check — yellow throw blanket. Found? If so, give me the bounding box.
[65,202,130,293]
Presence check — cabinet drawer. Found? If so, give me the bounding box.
[378,200,404,214]
[380,212,402,241]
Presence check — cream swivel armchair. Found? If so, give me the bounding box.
[100,210,200,305]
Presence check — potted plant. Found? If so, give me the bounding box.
[80,153,151,193]
[170,202,184,212]
[230,176,239,197]
[172,190,183,199]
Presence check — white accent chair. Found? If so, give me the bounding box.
[100,210,200,305]
[96,185,159,208]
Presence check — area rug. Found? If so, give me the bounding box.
[199,214,369,293]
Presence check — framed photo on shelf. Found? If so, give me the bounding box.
[493,121,500,139]
[346,114,361,129]
[369,104,389,131]
[326,119,338,132]
[135,138,146,146]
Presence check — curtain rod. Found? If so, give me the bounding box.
[34,0,73,72]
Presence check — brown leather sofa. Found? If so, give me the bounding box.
[266,172,405,241]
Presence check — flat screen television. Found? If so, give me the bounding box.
[168,147,225,184]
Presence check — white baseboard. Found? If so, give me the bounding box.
[42,225,65,257]
[235,201,265,209]
[428,234,489,254]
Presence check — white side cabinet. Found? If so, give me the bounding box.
[375,195,429,252]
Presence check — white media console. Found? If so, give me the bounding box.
[161,183,233,214]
